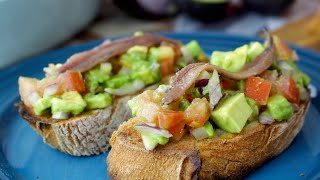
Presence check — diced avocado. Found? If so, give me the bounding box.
[246,98,259,121]
[33,96,52,115]
[179,98,191,111]
[141,134,158,151]
[51,91,87,115]
[85,64,112,93]
[131,61,161,85]
[211,93,252,133]
[153,135,169,145]
[84,93,112,110]
[192,88,202,98]
[148,47,159,62]
[185,40,204,59]
[106,74,131,89]
[158,46,175,61]
[204,121,215,138]
[247,42,265,62]
[267,95,293,121]
[210,50,246,72]
[297,85,308,101]
[100,63,112,74]
[127,45,148,61]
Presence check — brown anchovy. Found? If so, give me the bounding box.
[57,34,181,73]
[162,34,275,105]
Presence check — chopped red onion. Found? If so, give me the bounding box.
[258,113,275,125]
[190,127,208,140]
[27,91,41,106]
[52,112,69,119]
[44,83,58,97]
[134,123,172,138]
[208,70,222,109]
[195,79,209,87]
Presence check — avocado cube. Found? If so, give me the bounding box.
[33,96,52,115]
[211,93,252,133]
[84,93,112,110]
[267,95,293,121]
[185,40,204,58]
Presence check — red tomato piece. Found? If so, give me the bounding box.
[158,110,184,130]
[220,78,236,90]
[159,58,174,77]
[278,75,300,104]
[168,120,185,140]
[184,98,211,128]
[245,76,272,105]
[63,71,86,93]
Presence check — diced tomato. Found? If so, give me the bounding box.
[185,94,193,103]
[168,121,185,140]
[220,78,236,90]
[273,36,296,61]
[245,76,272,105]
[278,75,300,104]
[159,57,174,77]
[158,46,175,76]
[184,98,211,128]
[63,71,86,93]
[158,110,184,130]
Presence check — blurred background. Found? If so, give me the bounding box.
[1,0,319,69]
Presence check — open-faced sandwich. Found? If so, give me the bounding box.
[17,33,209,156]
[107,34,311,179]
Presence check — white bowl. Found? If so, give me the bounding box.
[0,0,101,69]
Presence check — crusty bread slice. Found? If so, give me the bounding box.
[107,100,310,179]
[17,81,162,156]
[17,95,132,156]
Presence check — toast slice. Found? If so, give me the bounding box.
[107,99,310,179]
[17,82,161,156]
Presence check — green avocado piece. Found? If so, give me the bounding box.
[247,42,265,62]
[185,40,205,59]
[84,93,112,110]
[106,74,131,89]
[85,63,112,93]
[267,95,293,121]
[211,93,252,133]
[51,91,87,115]
[179,98,191,111]
[33,96,52,115]
[246,98,259,122]
[131,61,161,85]
[210,46,247,72]
[204,121,215,138]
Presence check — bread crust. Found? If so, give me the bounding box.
[17,95,134,156]
[107,100,310,179]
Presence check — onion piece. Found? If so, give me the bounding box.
[43,83,58,97]
[180,46,195,64]
[105,80,145,96]
[208,70,223,109]
[258,113,275,125]
[190,127,208,140]
[52,112,69,119]
[195,79,209,87]
[27,91,41,106]
[134,123,172,138]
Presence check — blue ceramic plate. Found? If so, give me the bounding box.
[1,32,319,180]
